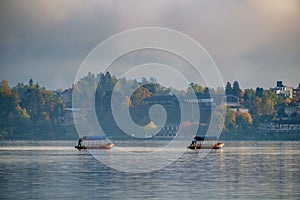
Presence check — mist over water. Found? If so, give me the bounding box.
[0,140,299,199]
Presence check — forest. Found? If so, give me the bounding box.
[0,72,299,140]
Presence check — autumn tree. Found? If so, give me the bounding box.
[130,86,152,106]
[189,83,205,94]
[236,111,253,131]
[0,80,31,138]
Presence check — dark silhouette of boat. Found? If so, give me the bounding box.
[75,135,114,150]
[188,135,224,150]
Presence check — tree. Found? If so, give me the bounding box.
[22,86,43,125]
[251,96,263,123]
[203,87,210,94]
[234,111,254,137]
[189,83,204,93]
[224,106,236,133]
[261,91,276,120]
[141,77,148,85]
[232,81,242,98]
[207,111,225,135]
[131,86,151,106]
[0,80,31,138]
[225,82,232,95]
[249,89,277,125]
[236,111,253,129]
[255,87,263,97]
[29,78,33,87]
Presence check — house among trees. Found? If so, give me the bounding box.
[284,100,300,118]
[143,95,177,109]
[61,88,72,107]
[142,93,226,137]
[273,81,294,98]
[293,83,300,99]
[154,123,179,138]
[224,95,248,113]
[62,107,80,125]
[1,72,299,140]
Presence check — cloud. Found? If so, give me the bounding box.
[0,0,299,89]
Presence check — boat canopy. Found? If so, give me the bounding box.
[81,135,107,140]
[194,135,218,141]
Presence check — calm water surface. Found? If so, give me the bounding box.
[0,140,299,199]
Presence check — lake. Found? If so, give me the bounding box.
[0,140,299,199]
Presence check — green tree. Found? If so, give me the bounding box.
[232,81,242,98]
[225,82,232,95]
[0,80,31,138]
[188,83,205,93]
[203,87,210,94]
[261,91,276,120]
[242,89,255,108]
[22,85,43,125]
[29,78,33,87]
[223,106,236,133]
[255,87,263,97]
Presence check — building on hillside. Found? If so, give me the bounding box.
[284,102,300,118]
[61,88,72,107]
[143,93,225,123]
[293,83,300,99]
[62,108,80,125]
[154,123,179,138]
[143,95,177,109]
[259,119,300,133]
[142,93,227,137]
[273,81,293,99]
[223,95,248,113]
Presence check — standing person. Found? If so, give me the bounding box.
[194,139,197,151]
[190,139,197,150]
[78,138,82,147]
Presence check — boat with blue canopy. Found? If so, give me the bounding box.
[75,135,114,150]
[188,135,224,150]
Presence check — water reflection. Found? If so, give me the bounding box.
[0,141,299,199]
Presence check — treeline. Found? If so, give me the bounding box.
[0,72,175,140]
[223,81,299,139]
[72,72,178,138]
[0,72,299,140]
[0,80,73,139]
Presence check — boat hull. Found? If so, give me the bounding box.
[187,142,224,150]
[75,143,114,150]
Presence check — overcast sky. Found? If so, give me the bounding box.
[0,0,300,90]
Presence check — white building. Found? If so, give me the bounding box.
[273,81,293,99]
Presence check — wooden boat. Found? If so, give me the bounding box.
[75,135,114,150]
[187,135,224,150]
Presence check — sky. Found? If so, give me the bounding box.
[0,0,300,90]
